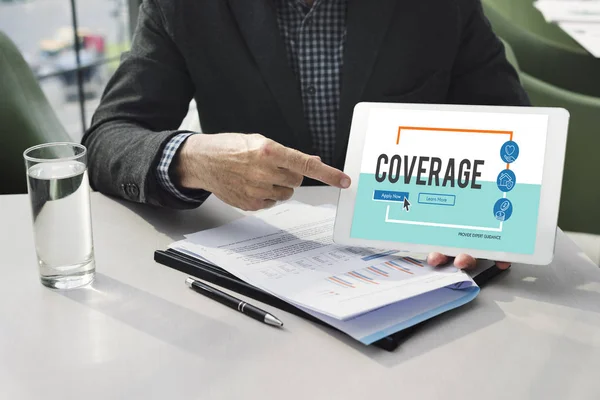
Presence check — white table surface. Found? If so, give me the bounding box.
[1,188,600,400]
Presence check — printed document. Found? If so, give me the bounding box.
[170,202,481,343]
[534,1,600,23]
[559,22,600,57]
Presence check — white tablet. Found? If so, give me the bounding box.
[334,102,569,265]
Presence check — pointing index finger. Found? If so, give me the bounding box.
[279,147,351,188]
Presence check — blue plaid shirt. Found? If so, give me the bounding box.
[157,0,347,201]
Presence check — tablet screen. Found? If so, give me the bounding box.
[350,108,549,255]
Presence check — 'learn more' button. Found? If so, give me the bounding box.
[373,190,409,202]
[418,193,456,206]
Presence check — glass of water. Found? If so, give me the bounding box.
[23,143,95,289]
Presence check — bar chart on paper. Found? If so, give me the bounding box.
[290,253,466,319]
[324,257,434,294]
[286,247,398,272]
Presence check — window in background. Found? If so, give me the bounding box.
[0,0,131,141]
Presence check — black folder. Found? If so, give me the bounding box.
[154,248,505,351]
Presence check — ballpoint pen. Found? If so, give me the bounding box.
[186,277,284,327]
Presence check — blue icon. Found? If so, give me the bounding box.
[493,198,513,221]
[496,169,516,192]
[500,141,519,163]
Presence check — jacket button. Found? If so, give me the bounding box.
[129,184,140,198]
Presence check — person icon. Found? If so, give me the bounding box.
[500,141,519,164]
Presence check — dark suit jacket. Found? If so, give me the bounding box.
[82,0,530,209]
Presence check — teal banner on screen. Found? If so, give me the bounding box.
[351,173,542,254]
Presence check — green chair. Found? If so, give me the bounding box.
[0,31,71,195]
[502,39,600,235]
[486,0,583,50]
[483,0,600,98]
[523,74,600,235]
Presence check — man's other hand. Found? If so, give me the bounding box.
[427,252,512,270]
[173,133,351,211]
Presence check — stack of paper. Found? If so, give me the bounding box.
[170,202,485,345]
[558,22,600,57]
[534,0,600,57]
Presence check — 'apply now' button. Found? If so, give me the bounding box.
[373,190,409,202]
[418,193,456,206]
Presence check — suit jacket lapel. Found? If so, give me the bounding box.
[228,0,312,152]
[334,0,397,167]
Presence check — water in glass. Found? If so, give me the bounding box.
[27,159,95,288]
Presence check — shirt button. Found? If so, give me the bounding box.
[306,85,317,95]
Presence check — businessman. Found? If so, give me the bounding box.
[83,0,527,270]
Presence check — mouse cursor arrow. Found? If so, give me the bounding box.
[403,197,411,212]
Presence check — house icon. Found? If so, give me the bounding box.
[498,172,514,190]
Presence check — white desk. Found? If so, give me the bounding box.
[1,188,600,400]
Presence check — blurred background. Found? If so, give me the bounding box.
[1,0,599,264]
[1,0,135,140]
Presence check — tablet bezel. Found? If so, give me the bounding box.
[333,102,570,265]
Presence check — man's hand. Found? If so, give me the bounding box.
[427,252,511,270]
[173,133,351,211]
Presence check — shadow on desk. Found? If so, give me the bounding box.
[58,273,263,362]
[113,195,245,241]
[356,245,600,367]
[326,251,600,367]
[315,273,511,367]
[494,236,600,317]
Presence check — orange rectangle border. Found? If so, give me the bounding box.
[396,126,514,170]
